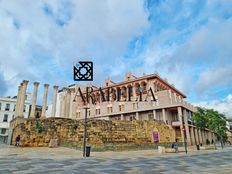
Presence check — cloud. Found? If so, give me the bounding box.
[129,0,232,103]
[0,0,149,99]
[0,69,7,96]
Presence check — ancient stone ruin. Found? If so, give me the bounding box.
[11,117,175,151]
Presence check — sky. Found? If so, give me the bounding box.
[0,0,232,117]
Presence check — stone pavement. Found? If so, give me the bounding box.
[0,145,232,174]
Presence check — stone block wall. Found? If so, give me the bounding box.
[11,117,175,150]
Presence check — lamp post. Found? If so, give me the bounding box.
[182,116,188,154]
[83,105,89,157]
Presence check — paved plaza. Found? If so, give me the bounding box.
[0,145,232,174]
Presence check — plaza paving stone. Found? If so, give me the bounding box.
[0,145,232,174]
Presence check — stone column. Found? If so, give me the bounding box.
[136,112,139,120]
[201,129,205,144]
[30,82,39,118]
[69,88,75,118]
[66,89,71,118]
[61,91,66,117]
[153,110,156,120]
[51,85,59,117]
[59,95,63,117]
[15,84,22,116]
[41,84,49,118]
[190,127,196,145]
[208,131,212,143]
[178,107,185,143]
[18,80,29,117]
[198,129,202,144]
[183,109,191,145]
[162,108,167,124]
[120,114,124,120]
[194,128,199,145]
[203,130,206,144]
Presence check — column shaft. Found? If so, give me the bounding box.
[120,114,124,120]
[194,128,199,145]
[18,80,29,117]
[162,108,167,124]
[51,85,59,117]
[153,110,156,120]
[178,107,185,143]
[136,112,139,120]
[66,89,71,117]
[198,129,202,144]
[15,85,22,116]
[41,84,49,118]
[183,109,191,145]
[69,89,74,118]
[30,82,39,118]
[190,127,196,145]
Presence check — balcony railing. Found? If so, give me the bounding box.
[172,121,181,126]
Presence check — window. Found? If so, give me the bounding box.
[96,109,100,115]
[156,111,162,121]
[107,106,113,113]
[0,103,1,110]
[1,128,6,134]
[76,112,80,118]
[119,105,124,112]
[3,114,8,122]
[133,103,136,109]
[5,103,10,111]
[13,104,16,111]
[23,105,26,112]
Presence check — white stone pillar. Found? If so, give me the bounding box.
[194,128,199,145]
[153,110,156,120]
[66,89,71,118]
[41,84,49,118]
[136,112,139,120]
[30,82,39,118]
[202,130,206,144]
[51,85,59,117]
[15,84,22,116]
[198,129,202,144]
[183,109,191,145]
[190,127,196,145]
[162,108,166,124]
[178,107,185,143]
[69,88,75,118]
[121,114,124,120]
[61,91,66,117]
[18,80,29,117]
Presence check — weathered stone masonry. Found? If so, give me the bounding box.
[11,117,175,150]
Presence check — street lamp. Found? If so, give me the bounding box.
[83,105,89,157]
[182,116,188,154]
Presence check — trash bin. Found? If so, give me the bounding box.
[86,146,91,157]
[196,144,200,150]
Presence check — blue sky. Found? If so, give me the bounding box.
[0,0,232,116]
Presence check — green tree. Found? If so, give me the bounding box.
[193,107,228,148]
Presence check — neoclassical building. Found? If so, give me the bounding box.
[47,72,215,146]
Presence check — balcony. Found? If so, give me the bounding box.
[172,121,181,127]
[0,122,10,128]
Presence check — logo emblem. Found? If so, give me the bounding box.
[74,61,93,81]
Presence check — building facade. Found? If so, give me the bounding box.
[47,72,215,146]
[0,95,31,140]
